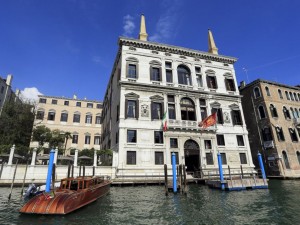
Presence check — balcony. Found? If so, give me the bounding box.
[293,118,300,125]
[263,140,274,149]
[168,119,216,131]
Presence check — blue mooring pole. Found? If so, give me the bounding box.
[217,152,225,190]
[45,149,55,193]
[257,153,266,180]
[171,152,177,193]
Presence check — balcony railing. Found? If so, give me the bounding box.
[263,140,274,149]
[168,119,216,131]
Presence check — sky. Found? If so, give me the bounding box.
[1,0,300,102]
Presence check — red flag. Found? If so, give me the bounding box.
[198,112,217,129]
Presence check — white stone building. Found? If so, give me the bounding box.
[0,74,20,115]
[101,15,255,178]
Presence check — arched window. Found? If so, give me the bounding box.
[180,98,196,121]
[270,104,278,118]
[258,105,266,119]
[60,110,68,122]
[85,113,93,124]
[294,93,298,101]
[290,108,295,119]
[177,65,192,85]
[262,127,273,141]
[282,151,290,169]
[295,108,300,118]
[47,109,56,121]
[283,106,291,119]
[265,86,270,96]
[297,151,300,165]
[285,91,290,100]
[278,89,283,99]
[73,111,81,123]
[36,108,45,120]
[290,92,294,101]
[254,87,261,98]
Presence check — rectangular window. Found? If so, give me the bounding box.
[239,153,247,164]
[168,95,176,120]
[128,64,137,79]
[87,103,93,108]
[207,76,217,89]
[221,153,227,165]
[232,110,243,125]
[166,70,173,83]
[170,152,179,165]
[60,113,68,122]
[225,78,236,91]
[127,130,137,143]
[39,98,46,103]
[94,136,101,145]
[155,152,164,165]
[127,151,136,165]
[36,111,44,120]
[170,138,178,148]
[76,102,81,107]
[96,116,101,124]
[165,62,172,69]
[212,108,224,124]
[116,132,119,144]
[85,135,91,144]
[126,100,137,118]
[51,99,57,104]
[96,104,101,109]
[47,112,55,121]
[151,67,161,81]
[204,140,212,149]
[237,135,245,146]
[64,101,69,106]
[196,75,203,87]
[206,153,214,165]
[217,135,225,146]
[154,131,163,144]
[151,102,163,120]
[85,115,92,124]
[73,114,80,123]
[72,135,78,144]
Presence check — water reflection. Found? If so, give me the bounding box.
[0,180,299,225]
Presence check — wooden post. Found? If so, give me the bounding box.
[0,161,4,179]
[164,164,168,196]
[79,164,82,177]
[20,160,29,197]
[178,164,182,194]
[52,163,56,190]
[93,166,95,176]
[228,165,232,181]
[83,165,85,178]
[183,164,187,195]
[8,159,18,200]
[240,165,244,178]
[71,164,74,177]
[67,163,71,178]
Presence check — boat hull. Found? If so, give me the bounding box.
[20,180,111,215]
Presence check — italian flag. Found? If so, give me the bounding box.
[162,111,167,132]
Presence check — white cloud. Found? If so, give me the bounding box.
[20,87,43,103]
[149,0,182,42]
[123,14,135,37]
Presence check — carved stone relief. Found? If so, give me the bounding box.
[141,104,149,117]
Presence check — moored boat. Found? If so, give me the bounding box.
[20,176,111,215]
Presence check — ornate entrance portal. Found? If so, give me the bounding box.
[184,140,200,173]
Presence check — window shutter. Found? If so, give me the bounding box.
[151,102,154,120]
[238,110,243,125]
[231,110,235,125]
[136,100,139,119]
[206,76,211,88]
[125,99,128,119]
[159,67,162,81]
[215,77,218,89]
[150,66,153,81]
[219,108,224,124]
[161,103,164,119]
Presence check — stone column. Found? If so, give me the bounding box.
[8,144,15,166]
[93,149,97,167]
[31,148,37,166]
[74,149,78,167]
[54,147,58,165]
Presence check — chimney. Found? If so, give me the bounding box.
[240,81,246,88]
[6,74,13,86]
[73,94,77,99]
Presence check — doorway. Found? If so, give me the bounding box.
[184,140,200,174]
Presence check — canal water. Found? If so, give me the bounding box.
[0,180,299,225]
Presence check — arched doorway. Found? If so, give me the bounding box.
[184,140,200,173]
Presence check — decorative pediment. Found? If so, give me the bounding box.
[229,103,240,110]
[210,101,221,108]
[223,72,233,77]
[126,57,138,62]
[150,95,164,101]
[125,92,140,99]
[149,60,161,66]
[205,69,216,75]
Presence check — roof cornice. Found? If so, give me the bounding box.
[240,79,300,91]
[118,37,237,64]
[38,95,103,104]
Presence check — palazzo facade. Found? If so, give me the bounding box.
[101,15,255,177]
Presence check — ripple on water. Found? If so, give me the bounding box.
[0,180,300,225]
